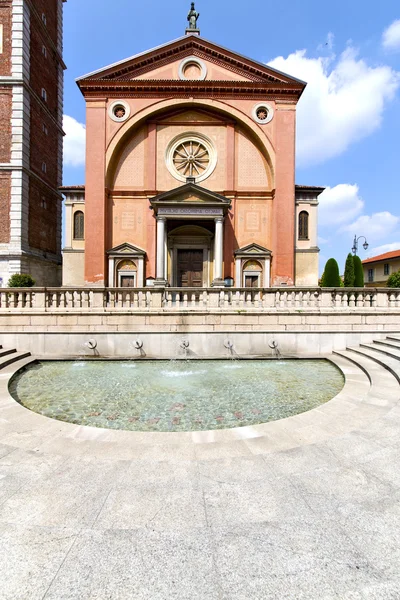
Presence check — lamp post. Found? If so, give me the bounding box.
[352,235,369,255]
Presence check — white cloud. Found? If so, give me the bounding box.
[341,211,400,240]
[63,115,86,167]
[366,242,400,258]
[318,184,364,226]
[382,19,400,51]
[268,47,400,167]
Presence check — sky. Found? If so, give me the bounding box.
[62,0,400,275]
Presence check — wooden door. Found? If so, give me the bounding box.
[121,276,135,288]
[177,250,204,287]
[245,275,259,288]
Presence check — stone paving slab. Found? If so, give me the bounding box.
[0,352,399,599]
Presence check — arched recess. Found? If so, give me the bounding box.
[105,99,275,189]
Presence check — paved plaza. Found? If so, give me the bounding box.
[0,351,399,599]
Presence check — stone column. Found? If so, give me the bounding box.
[212,217,225,287]
[155,216,167,286]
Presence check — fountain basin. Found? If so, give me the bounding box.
[9,359,344,432]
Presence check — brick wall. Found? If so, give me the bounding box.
[28,179,58,253]
[31,0,58,46]
[30,17,59,118]
[0,89,11,162]
[30,100,59,185]
[0,172,11,243]
[0,1,12,76]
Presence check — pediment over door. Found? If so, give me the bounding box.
[107,243,146,256]
[150,183,231,219]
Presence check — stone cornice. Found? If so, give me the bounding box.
[78,79,303,101]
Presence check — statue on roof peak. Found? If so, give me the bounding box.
[187,2,200,30]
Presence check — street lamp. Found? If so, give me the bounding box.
[352,235,369,255]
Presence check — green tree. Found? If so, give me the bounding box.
[343,253,355,287]
[321,258,341,287]
[353,255,364,287]
[387,271,400,288]
[7,274,35,288]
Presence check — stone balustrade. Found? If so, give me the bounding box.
[0,287,399,311]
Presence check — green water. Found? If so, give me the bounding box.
[9,359,344,432]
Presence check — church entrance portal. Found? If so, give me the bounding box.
[177,249,204,287]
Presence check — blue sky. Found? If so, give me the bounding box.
[62,0,400,274]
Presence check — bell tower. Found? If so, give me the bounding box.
[0,0,67,286]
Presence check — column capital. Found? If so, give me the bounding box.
[214,216,224,223]
[156,215,167,223]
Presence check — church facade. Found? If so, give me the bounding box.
[62,21,323,289]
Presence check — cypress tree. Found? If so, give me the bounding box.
[353,255,364,287]
[322,258,341,287]
[344,253,355,287]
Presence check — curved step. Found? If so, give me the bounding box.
[346,345,400,385]
[386,335,400,344]
[0,348,17,359]
[0,351,31,371]
[372,339,400,351]
[361,342,400,363]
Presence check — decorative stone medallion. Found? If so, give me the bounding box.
[166,133,217,183]
[252,102,274,124]
[179,56,207,81]
[109,100,131,123]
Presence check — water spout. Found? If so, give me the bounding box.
[224,339,236,359]
[269,340,282,359]
[134,339,143,350]
[84,339,99,356]
[180,339,189,359]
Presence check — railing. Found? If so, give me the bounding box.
[0,287,400,311]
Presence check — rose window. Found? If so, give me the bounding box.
[166,134,217,183]
[256,108,268,121]
[172,140,210,178]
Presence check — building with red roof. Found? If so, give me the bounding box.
[362,250,400,286]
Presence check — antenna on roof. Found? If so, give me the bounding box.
[186,2,200,36]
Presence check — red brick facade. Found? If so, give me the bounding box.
[28,179,58,254]
[0,89,12,163]
[0,172,11,244]
[0,1,12,76]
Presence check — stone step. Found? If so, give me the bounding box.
[385,335,400,345]
[373,338,400,351]
[0,351,31,371]
[361,342,400,363]
[346,345,400,385]
[0,348,17,359]
[0,354,36,377]
[334,348,398,388]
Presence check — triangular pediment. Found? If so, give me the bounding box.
[77,35,306,89]
[234,243,272,256]
[150,183,231,208]
[107,242,146,255]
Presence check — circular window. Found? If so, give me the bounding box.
[166,133,217,183]
[109,100,131,123]
[252,103,274,124]
[179,57,207,81]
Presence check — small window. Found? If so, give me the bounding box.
[41,196,47,209]
[384,263,390,276]
[42,123,48,135]
[41,162,47,173]
[368,268,374,283]
[41,88,47,102]
[42,13,47,25]
[73,211,84,240]
[42,45,47,58]
[298,211,309,240]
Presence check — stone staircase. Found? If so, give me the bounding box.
[0,346,32,374]
[334,335,400,404]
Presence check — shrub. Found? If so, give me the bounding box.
[387,271,400,288]
[353,255,364,287]
[7,274,35,288]
[343,253,355,287]
[321,258,341,287]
